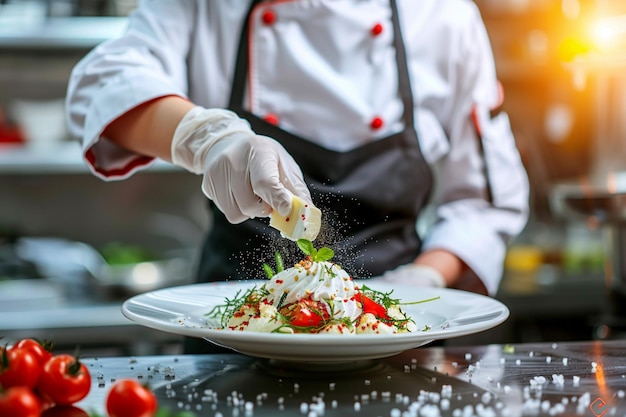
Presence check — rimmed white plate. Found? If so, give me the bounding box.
[122,281,509,363]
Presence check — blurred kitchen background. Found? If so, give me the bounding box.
[1,0,626,355]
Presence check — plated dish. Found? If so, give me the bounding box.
[122,280,510,363]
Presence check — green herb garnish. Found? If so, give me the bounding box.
[262,251,286,279]
[206,285,269,328]
[297,239,334,262]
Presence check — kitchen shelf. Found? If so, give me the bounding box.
[0,16,127,50]
[0,142,181,174]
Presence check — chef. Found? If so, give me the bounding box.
[66,1,528,305]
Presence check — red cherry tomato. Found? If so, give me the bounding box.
[38,354,91,406]
[0,346,41,389]
[355,292,389,319]
[106,379,157,417]
[286,299,329,328]
[41,404,90,417]
[12,338,53,366]
[0,386,42,417]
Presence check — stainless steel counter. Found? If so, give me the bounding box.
[71,340,626,416]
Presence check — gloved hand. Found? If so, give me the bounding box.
[171,106,311,223]
[373,264,446,288]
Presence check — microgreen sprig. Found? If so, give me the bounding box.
[263,251,285,279]
[206,286,268,328]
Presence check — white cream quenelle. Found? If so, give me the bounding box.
[265,258,362,323]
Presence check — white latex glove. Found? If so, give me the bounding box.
[171,106,311,223]
[373,264,446,288]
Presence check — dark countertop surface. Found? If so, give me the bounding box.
[71,339,626,416]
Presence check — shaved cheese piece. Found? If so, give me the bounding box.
[270,195,321,241]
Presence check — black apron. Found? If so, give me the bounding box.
[197,0,432,283]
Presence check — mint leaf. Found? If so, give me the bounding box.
[297,239,315,257]
[316,247,334,262]
[297,239,335,262]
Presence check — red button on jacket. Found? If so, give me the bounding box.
[370,116,384,130]
[264,113,279,125]
[371,23,383,36]
[262,9,276,25]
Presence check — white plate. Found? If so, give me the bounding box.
[122,281,509,363]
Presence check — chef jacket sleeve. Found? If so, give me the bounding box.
[65,0,194,180]
[419,3,530,296]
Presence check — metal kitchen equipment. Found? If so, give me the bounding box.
[551,2,626,339]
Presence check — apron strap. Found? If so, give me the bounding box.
[229,0,263,108]
[389,0,414,129]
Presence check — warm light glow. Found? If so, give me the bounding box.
[589,15,626,51]
[593,342,611,401]
[559,13,626,63]
[607,172,616,194]
[562,0,581,20]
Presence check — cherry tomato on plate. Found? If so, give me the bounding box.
[106,379,157,417]
[354,292,389,320]
[41,404,90,417]
[283,298,329,328]
[0,346,41,389]
[38,354,91,406]
[0,386,41,417]
[12,338,54,366]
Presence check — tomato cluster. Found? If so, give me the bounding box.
[0,338,158,417]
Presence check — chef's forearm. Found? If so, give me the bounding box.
[103,95,195,162]
[413,249,466,287]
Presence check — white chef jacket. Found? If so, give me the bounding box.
[66,0,529,295]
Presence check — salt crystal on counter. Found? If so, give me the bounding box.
[441,398,451,410]
[552,374,565,386]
